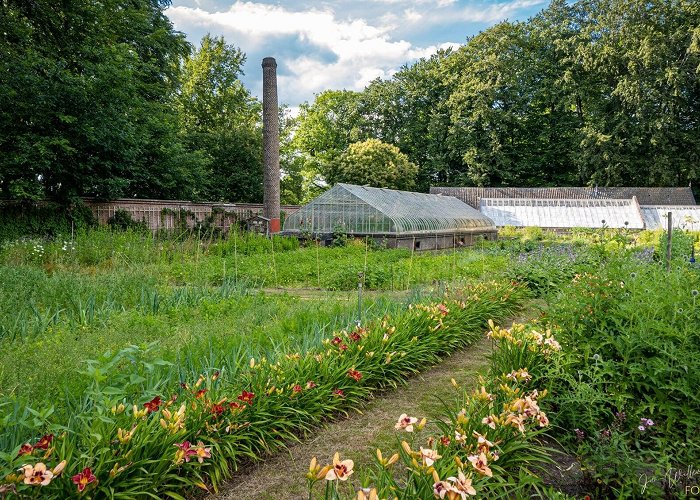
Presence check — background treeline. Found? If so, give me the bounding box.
[0,0,264,203]
[292,0,700,198]
[1,0,699,207]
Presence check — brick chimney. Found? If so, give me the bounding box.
[262,57,281,233]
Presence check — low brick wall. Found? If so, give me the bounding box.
[83,198,299,233]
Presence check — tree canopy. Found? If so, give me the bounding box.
[331,139,418,191]
[294,0,699,198]
[0,0,697,206]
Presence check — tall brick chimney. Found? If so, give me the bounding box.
[262,57,281,233]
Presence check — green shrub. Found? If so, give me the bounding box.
[541,258,700,494]
[0,201,96,242]
[107,209,148,231]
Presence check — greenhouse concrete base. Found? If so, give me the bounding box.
[297,230,498,251]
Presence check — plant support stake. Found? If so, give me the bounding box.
[666,211,672,273]
[357,272,364,326]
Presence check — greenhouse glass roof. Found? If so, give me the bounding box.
[480,198,645,229]
[283,183,495,235]
[640,206,700,231]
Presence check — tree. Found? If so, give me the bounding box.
[331,139,417,190]
[177,34,263,202]
[358,50,458,191]
[564,0,700,187]
[293,90,364,183]
[445,20,580,187]
[0,0,201,201]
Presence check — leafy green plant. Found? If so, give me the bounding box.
[0,282,526,497]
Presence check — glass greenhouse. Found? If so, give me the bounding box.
[283,184,496,249]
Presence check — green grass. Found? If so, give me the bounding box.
[0,228,508,415]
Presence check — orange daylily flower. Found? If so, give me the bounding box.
[446,469,477,498]
[420,447,442,467]
[17,443,33,457]
[481,415,498,430]
[325,452,354,481]
[473,431,494,454]
[71,467,96,492]
[34,434,53,450]
[143,396,162,414]
[395,413,419,432]
[468,453,492,477]
[20,463,53,486]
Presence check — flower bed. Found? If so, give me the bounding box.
[0,281,527,498]
[305,321,562,499]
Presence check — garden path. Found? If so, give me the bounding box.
[212,338,493,499]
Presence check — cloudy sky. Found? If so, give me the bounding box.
[166,0,546,107]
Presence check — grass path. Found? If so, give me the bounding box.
[212,338,494,499]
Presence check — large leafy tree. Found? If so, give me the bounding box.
[0,0,203,201]
[565,0,700,186]
[331,139,418,191]
[359,50,458,191]
[177,34,263,202]
[445,20,580,187]
[293,90,364,184]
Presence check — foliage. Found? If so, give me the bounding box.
[0,0,201,201]
[307,322,560,499]
[0,201,95,242]
[538,258,700,496]
[177,34,263,202]
[293,90,364,184]
[107,209,147,232]
[295,0,699,191]
[330,139,418,191]
[0,282,526,497]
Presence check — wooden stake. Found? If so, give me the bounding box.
[666,211,672,273]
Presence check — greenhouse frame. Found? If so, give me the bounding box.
[282,183,497,250]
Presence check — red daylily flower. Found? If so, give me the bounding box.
[34,434,53,450]
[210,404,225,416]
[237,390,255,405]
[339,343,348,351]
[349,331,361,342]
[292,384,302,394]
[143,396,162,414]
[17,443,33,456]
[174,441,197,463]
[195,389,207,399]
[331,336,342,345]
[306,380,317,389]
[347,369,362,382]
[333,389,344,397]
[71,467,96,492]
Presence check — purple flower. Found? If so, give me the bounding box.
[574,428,585,441]
[638,425,646,431]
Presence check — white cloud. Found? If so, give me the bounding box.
[166,0,542,104]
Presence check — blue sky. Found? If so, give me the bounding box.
[166,0,547,108]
